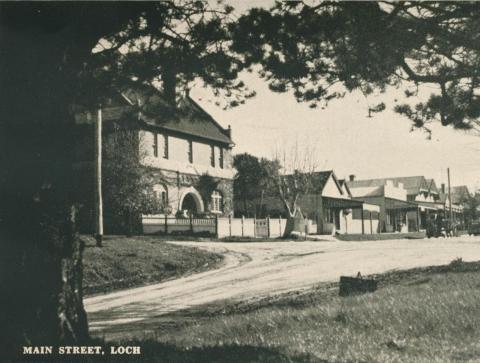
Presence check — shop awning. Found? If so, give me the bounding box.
[385,198,419,211]
[323,197,363,209]
[415,201,444,211]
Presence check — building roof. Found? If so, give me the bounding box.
[451,185,470,204]
[338,179,352,197]
[121,88,233,145]
[348,176,431,196]
[311,170,345,195]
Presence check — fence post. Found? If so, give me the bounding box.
[253,216,257,238]
[279,217,281,237]
[165,214,168,235]
[215,215,219,238]
[241,215,245,237]
[304,220,307,241]
[267,216,270,238]
[189,213,193,234]
[229,214,232,237]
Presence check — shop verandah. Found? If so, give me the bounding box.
[383,198,420,233]
[317,197,380,235]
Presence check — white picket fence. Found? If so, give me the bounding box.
[142,215,316,238]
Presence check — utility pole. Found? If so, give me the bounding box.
[95,106,103,247]
[447,167,453,230]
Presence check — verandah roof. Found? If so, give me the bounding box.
[384,198,419,211]
[323,197,363,209]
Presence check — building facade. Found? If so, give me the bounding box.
[347,176,421,233]
[75,87,235,232]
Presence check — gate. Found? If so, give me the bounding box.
[255,219,268,237]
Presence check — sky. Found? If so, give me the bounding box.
[188,0,480,192]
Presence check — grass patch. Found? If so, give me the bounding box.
[81,235,223,295]
[151,259,480,362]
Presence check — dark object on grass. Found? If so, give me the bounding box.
[339,272,378,297]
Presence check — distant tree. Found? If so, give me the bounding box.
[103,121,164,236]
[265,146,317,237]
[233,153,269,216]
[233,2,480,134]
[462,193,480,226]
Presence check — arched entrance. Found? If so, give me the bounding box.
[178,187,204,216]
[181,193,198,214]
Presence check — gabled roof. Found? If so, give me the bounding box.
[121,87,233,145]
[425,178,439,195]
[451,185,470,204]
[311,170,344,195]
[338,179,352,197]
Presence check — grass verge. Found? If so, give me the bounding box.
[152,259,480,363]
[81,235,223,295]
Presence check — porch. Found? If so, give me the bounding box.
[384,198,420,233]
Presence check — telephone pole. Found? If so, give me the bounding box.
[95,106,103,246]
[447,167,453,229]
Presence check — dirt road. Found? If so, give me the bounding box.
[85,236,480,339]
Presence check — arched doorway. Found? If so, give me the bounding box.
[181,193,198,214]
[178,187,204,216]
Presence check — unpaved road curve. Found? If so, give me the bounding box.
[85,236,480,339]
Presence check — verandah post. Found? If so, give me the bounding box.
[215,215,219,238]
[370,212,373,234]
[361,205,365,235]
[190,213,193,234]
[165,214,168,235]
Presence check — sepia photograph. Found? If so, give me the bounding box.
[1,1,480,362]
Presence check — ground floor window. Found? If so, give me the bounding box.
[153,184,168,206]
[211,190,223,213]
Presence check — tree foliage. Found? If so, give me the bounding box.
[233,153,270,215]
[233,1,480,133]
[103,121,164,234]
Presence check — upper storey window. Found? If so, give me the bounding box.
[153,133,158,157]
[218,147,224,169]
[163,135,169,159]
[210,145,215,167]
[188,140,193,163]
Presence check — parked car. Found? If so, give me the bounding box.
[468,222,480,236]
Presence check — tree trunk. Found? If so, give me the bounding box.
[0,15,91,360]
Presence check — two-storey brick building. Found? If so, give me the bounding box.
[74,87,235,232]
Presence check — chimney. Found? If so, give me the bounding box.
[162,67,177,108]
[225,125,232,139]
[441,183,445,194]
[349,174,355,182]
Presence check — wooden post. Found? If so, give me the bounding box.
[447,167,453,230]
[229,214,232,237]
[253,216,256,238]
[95,106,103,247]
[416,208,420,232]
[189,213,193,234]
[267,216,270,238]
[279,217,282,237]
[361,206,365,235]
[241,215,245,237]
[369,212,373,234]
[215,215,219,238]
[165,214,168,235]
